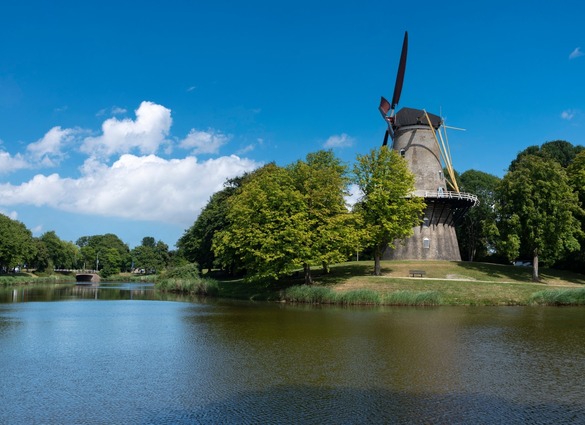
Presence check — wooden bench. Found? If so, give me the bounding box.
[409,270,426,277]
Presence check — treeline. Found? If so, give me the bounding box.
[2,140,585,283]
[180,140,585,282]
[0,220,177,277]
[178,148,424,283]
[457,140,585,279]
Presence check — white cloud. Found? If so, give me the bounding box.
[237,144,256,154]
[561,110,576,120]
[0,209,19,220]
[179,129,230,154]
[0,150,29,173]
[81,101,172,158]
[0,154,261,226]
[26,126,77,167]
[323,133,355,148]
[344,183,362,210]
[569,47,584,60]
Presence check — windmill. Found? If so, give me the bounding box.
[379,31,478,261]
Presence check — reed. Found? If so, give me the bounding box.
[156,277,219,296]
[529,288,585,306]
[282,285,333,303]
[383,290,441,306]
[282,285,440,306]
[335,289,381,305]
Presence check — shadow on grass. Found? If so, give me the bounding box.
[457,262,585,284]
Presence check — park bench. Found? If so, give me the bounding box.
[409,270,426,277]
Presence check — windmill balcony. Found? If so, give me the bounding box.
[411,190,479,206]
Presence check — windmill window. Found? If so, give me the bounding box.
[438,170,443,179]
[423,238,430,249]
[423,217,429,227]
[400,149,405,157]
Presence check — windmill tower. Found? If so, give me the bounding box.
[378,32,478,261]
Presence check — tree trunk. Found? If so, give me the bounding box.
[321,261,330,274]
[532,248,539,282]
[374,246,381,276]
[304,263,313,285]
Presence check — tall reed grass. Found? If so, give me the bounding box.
[529,288,585,305]
[156,277,219,296]
[281,285,441,306]
[155,263,219,295]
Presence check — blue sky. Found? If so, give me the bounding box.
[1,0,584,248]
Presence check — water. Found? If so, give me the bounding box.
[1,284,584,424]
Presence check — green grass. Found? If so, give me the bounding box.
[530,288,585,305]
[0,272,75,286]
[209,260,585,306]
[281,285,440,306]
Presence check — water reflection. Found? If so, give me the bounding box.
[1,289,585,424]
[0,282,193,303]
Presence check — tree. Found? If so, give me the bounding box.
[131,237,170,273]
[39,231,80,269]
[0,214,35,271]
[76,233,131,275]
[496,155,582,281]
[352,147,426,276]
[177,183,238,272]
[457,170,501,261]
[509,140,582,171]
[288,150,358,282]
[213,164,310,281]
[562,150,585,273]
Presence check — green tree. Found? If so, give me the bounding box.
[496,155,582,281]
[352,146,426,276]
[213,164,310,281]
[457,170,501,261]
[178,183,238,272]
[76,233,131,274]
[30,238,51,272]
[562,150,585,273]
[131,237,170,273]
[0,214,35,271]
[509,140,583,171]
[288,150,358,282]
[39,231,80,270]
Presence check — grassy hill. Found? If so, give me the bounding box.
[212,260,585,306]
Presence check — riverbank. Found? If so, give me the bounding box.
[204,260,585,306]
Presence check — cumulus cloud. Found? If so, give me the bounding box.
[179,129,230,154]
[0,154,260,226]
[569,47,584,60]
[323,133,354,148]
[344,183,362,210]
[26,126,78,167]
[81,101,172,158]
[561,110,576,120]
[0,208,19,220]
[0,150,29,174]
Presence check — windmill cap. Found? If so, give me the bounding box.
[394,107,442,129]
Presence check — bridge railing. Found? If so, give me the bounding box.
[54,269,99,274]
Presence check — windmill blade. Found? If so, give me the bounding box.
[390,31,408,111]
[379,96,391,116]
[382,129,389,146]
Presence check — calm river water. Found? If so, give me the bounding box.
[1,283,584,424]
